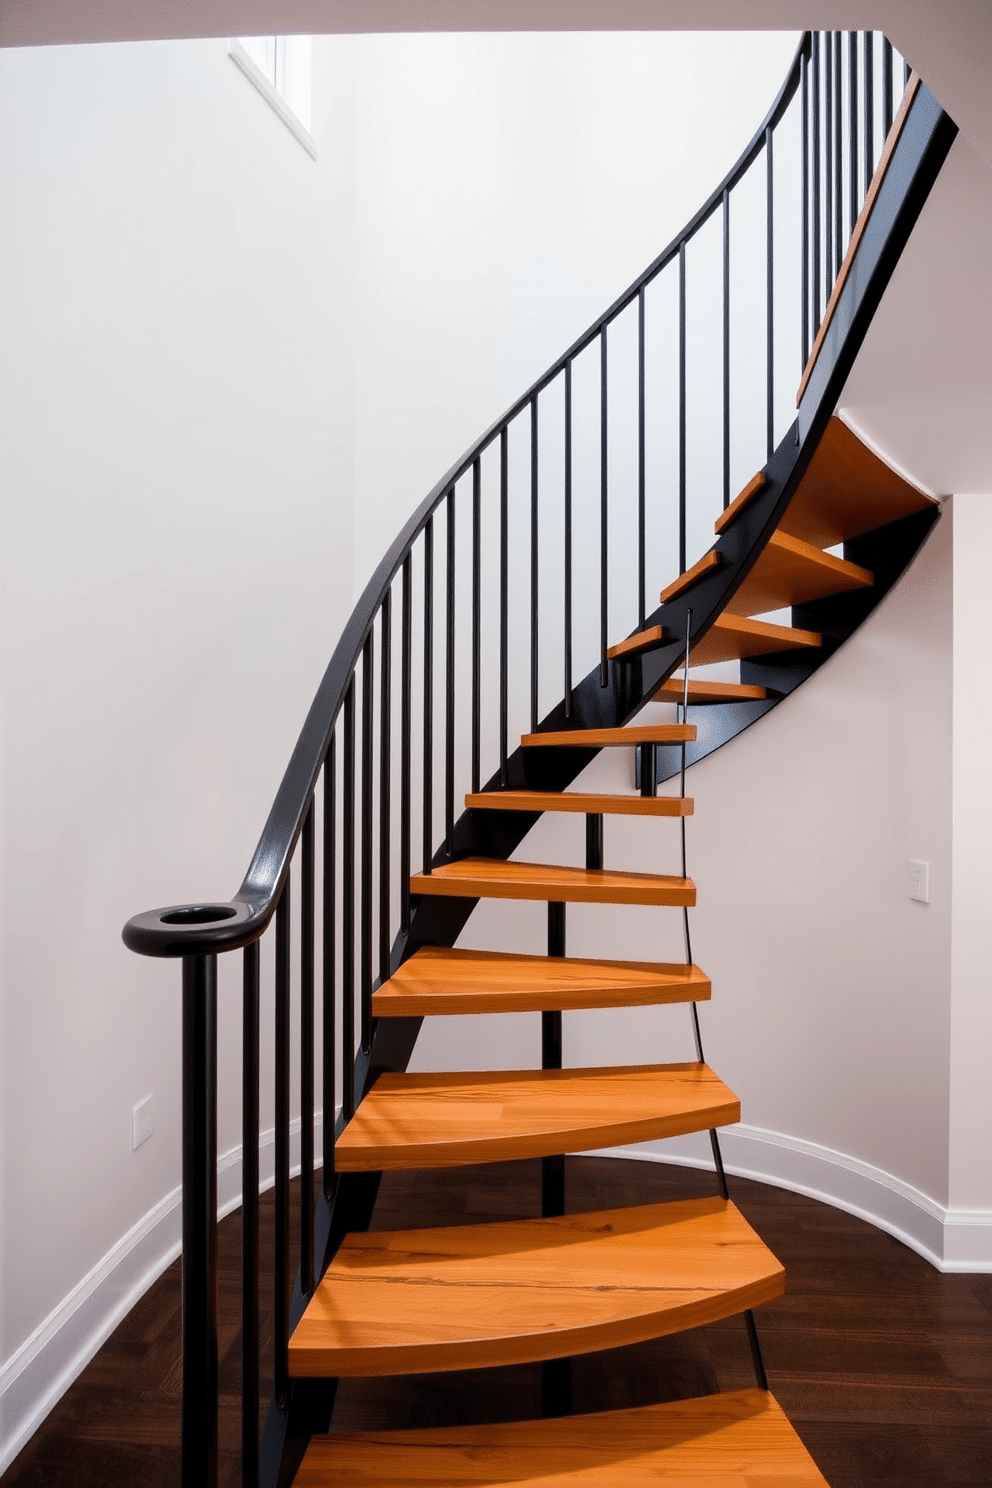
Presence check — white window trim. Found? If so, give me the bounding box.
[228,38,317,159]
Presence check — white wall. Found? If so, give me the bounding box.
[0,35,356,1463]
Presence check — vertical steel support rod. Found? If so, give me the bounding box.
[722,189,731,509]
[241,941,260,1488]
[499,429,509,781]
[800,48,810,370]
[322,738,336,1197]
[379,590,392,977]
[342,681,356,1120]
[678,242,687,575]
[300,802,315,1297]
[423,518,434,870]
[849,30,859,233]
[765,126,774,460]
[825,32,834,284]
[400,558,412,933]
[530,397,540,729]
[445,492,456,857]
[563,364,573,717]
[834,30,843,269]
[471,460,482,793]
[599,326,609,687]
[637,287,646,625]
[181,952,218,1488]
[882,36,893,139]
[864,32,874,192]
[273,887,291,1409]
[812,32,822,332]
[360,635,374,1054]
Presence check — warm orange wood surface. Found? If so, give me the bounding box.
[465,789,693,816]
[372,946,711,1016]
[658,548,723,604]
[334,1062,739,1171]
[653,675,767,704]
[410,858,695,907]
[289,1196,780,1377]
[521,724,695,747]
[778,417,935,548]
[725,527,874,616]
[295,1388,828,1484]
[713,470,767,535]
[689,612,821,666]
[797,74,921,406]
[605,624,666,661]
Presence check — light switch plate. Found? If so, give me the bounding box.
[908,860,930,904]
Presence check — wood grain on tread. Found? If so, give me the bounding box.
[689,612,821,666]
[713,470,767,535]
[295,1389,828,1484]
[778,416,935,547]
[521,724,694,747]
[726,528,873,616]
[465,789,693,817]
[288,1197,780,1377]
[659,548,723,604]
[334,1062,738,1171]
[605,625,667,661]
[410,858,695,907]
[653,675,767,704]
[372,946,711,1017]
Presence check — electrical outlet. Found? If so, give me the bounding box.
[132,1095,154,1150]
[908,860,930,904]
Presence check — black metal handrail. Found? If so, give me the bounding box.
[121,32,928,1488]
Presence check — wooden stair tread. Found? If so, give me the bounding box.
[778,416,935,547]
[605,625,667,661]
[372,947,711,1017]
[296,1389,829,1484]
[713,470,768,535]
[654,676,767,704]
[659,548,723,604]
[334,1061,738,1171]
[689,612,821,666]
[411,858,695,907]
[465,789,692,817]
[726,528,873,616]
[521,724,694,747]
[289,1196,779,1376]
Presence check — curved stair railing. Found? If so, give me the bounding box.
[123,32,956,1488]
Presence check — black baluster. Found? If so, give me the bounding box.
[766,125,774,459]
[722,189,731,508]
[637,286,646,624]
[322,737,336,1197]
[599,326,608,686]
[181,952,217,1488]
[499,428,508,781]
[241,940,259,1488]
[678,241,686,575]
[445,491,456,856]
[834,30,843,270]
[423,517,434,869]
[360,634,373,1054]
[342,679,356,1120]
[300,800,315,1297]
[825,31,834,284]
[530,397,539,729]
[400,558,412,932]
[864,32,874,190]
[849,31,859,233]
[801,45,810,370]
[274,885,291,1408]
[564,363,573,718]
[812,32,822,332]
[379,589,392,980]
[471,460,481,794]
[882,37,893,143]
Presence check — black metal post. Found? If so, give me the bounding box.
[765,126,774,459]
[445,490,456,856]
[322,739,336,1197]
[400,558,412,932]
[812,31,822,332]
[564,363,573,717]
[471,459,481,792]
[882,36,893,139]
[825,31,834,284]
[274,886,291,1409]
[530,397,540,729]
[599,326,609,687]
[864,31,874,191]
[423,516,434,869]
[499,428,509,780]
[849,30,859,233]
[834,30,843,270]
[637,286,646,624]
[678,242,687,574]
[181,952,218,1488]
[380,590,392,976]
[801,48,810,369]
[722,189,731,508]
[342,680,356,1120]
[360,635,373,1054]
[241,941,260,1488]
[300,802,315,1297]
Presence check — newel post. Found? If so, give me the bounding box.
[181,952,219,1488]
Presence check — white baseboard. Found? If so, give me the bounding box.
[590,1123,992,1273]
[0,1115,322,1477]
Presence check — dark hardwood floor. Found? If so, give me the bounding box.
[4,1156,991,1486]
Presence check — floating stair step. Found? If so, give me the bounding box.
[411,858,695,907]
[465,789,692,817]
[726,528,873,616]
[714,470,768,535]
[334,1061,738,1171]
[372,946,711,1017]
[689,612,821,666]
[777,416,935,547]
[520,724,694,747]
[605,626,669,662]
[296,1389,829,1485]
[659,548,723,604]
[289,1195,778,1376]
[654,675,768,704]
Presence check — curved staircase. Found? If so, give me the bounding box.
[122,31,958,1488]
